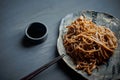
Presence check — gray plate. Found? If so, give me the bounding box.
[57,10,120,80]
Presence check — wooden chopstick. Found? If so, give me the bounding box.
[21,54,65,80]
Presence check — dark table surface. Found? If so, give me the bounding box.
[0,0,120,80]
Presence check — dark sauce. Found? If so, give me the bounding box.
[27,22,47,38]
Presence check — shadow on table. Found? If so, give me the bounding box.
[21,35,46,48]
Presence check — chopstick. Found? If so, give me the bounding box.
[21,54,65,80]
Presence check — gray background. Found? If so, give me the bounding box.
[0,0,120,80]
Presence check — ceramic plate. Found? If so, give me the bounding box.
[57,10,120,80]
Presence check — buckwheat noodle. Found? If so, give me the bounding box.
[63,17,118,75]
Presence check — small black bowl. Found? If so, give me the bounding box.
[25,22,48,44]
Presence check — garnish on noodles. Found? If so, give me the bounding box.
[63,17,118,75]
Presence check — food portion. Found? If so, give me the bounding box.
[63,17,118,75]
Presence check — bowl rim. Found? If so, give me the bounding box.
[25,22,48,40]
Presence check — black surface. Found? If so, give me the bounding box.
[0,0,120,80]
